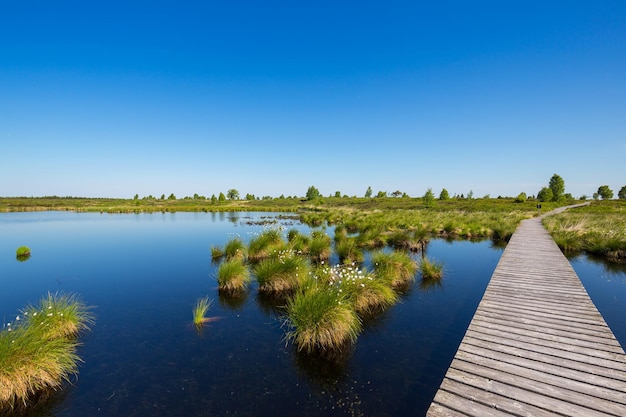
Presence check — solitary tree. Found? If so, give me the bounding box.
[306,186,321,200]
[365,186,372,198]
[227,189,240,200]
[439,188,450,200]
[549,174,565,202]
[619,185,626,200]
[515,192,527,203]
[218,192,226,202]
[211,194,217,203]
[167,193,176,200]
[423,188,436,209]
[391,190,403,198]
[334,191,341,198]
[133,194,139,200]
[597,185,613,200]
[376,191,387,198]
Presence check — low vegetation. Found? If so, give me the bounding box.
[285,278,361,353]
[420,257,444,280]
[543,201,626,262]
[0,293,93,411]
[192,296,214,328]
[217,259,251,292]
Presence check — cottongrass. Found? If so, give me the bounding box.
[224,238,247,260]
[322,263,397,315]
[248,229,285,261]
[0,292,93,410]
[217,258,251,292]
[22,292,94,340]
[254,250,309,294]
[285,278,361,353]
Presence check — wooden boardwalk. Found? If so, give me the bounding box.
[427,214,626,416]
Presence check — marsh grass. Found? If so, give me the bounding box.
[248,229,286,261]
[210,246,224,260]
[285,279,361,353]
[371,251,418,289]
[217,259,251,292]
[23,292,94,340]
[1,293,93,410]
[543,203,626,262]
[192,296,214,327]
[224,238,247,260]
[420,257,444,280]
[308,232,332,262]
[254,250,309,293]
[335,238,364,264]
[324,264,397,316]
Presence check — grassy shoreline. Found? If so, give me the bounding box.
[2,196,624,262]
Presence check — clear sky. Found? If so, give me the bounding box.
[1,1,625,199]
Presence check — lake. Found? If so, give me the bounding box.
[1,211,624,416]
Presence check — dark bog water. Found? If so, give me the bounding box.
[1,212,624,417]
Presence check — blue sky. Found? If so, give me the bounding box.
[1,1,624,199]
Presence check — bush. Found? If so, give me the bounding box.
[217,259,251,292]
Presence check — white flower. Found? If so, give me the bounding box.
[15,316,20,321]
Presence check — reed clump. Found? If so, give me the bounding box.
[0,292,93,410]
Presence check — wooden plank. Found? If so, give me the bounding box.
[427,212,626,416]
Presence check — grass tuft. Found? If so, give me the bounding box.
[371,251,418,289]
[254,250,309,293]
[192,296,214,327]
[1,292,93,410]
[285,279,361,353]
[420,257,444,280]
[217,258,251,292]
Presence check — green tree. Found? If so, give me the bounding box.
[537,187,553,202]
[218,192,226,201]
[376,191,387,198]
[423,188,436,209]
[133,194,139,200]
[160,194,165,200]
[167,193,176,200]
[618,185,626,200]
[365,186,372,198]
[597,185,613,200]
[549,174,565,202]
[245,193,255,200]
[439,188,450,200]
[211,194,217,203]
[306,186,321,200]
[467,190,474,200]
[334,191,341,198]
[515,192,527,203]
[227,189,240,200]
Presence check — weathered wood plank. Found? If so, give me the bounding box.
[427,213,626,416]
